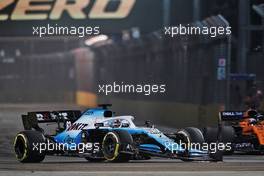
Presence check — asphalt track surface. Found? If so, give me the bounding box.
[0,104,264,176]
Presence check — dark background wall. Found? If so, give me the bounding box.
[0,0,264,127]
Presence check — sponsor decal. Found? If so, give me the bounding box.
[0,0,136,21]
[67,123,88,131]
[222,111,243,116]
[36,112,69,121]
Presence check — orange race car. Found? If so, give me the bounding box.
[203,109,264,154]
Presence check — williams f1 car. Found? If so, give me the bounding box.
[14,104,222,162]
[203,109,264,154]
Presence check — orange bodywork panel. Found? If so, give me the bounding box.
[239,120,264,145]
[252,126,264,145]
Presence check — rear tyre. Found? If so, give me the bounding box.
[221,126,235,154]
[14,130,46,163]
[102,130,133,162]
[203,126,235,154]
[203,127,218,143]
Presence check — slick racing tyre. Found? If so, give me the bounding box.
[203,127,218,143]
[203,126,235,154]
[176,127,205,161]
[177,127,205,145]
[102,130,133,162]
[14,130,46,163]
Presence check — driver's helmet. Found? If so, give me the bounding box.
[113,119,122,128]
[243,109,258,119]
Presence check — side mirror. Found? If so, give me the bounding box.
[145,120,153,128]
[104,110,113,117]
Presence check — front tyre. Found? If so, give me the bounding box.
[177,127,205,145]
[14,130,46,163]
[102,130,133,162]
[177,127,206,161]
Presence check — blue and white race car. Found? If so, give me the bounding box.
[14,104,222,162]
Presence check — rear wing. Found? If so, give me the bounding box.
[218,111,244,122]
[22,110,82,131]
[218,111,264,123]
